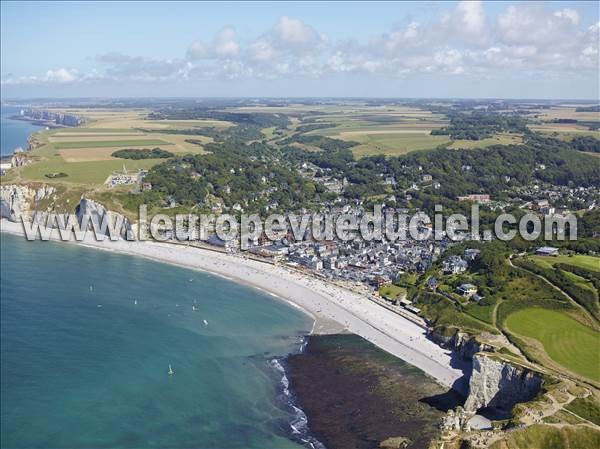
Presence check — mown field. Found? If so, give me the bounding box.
[505,307,600,382]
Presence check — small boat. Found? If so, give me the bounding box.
[192,305,196,311]
[168,364,174,375]
[203,319,208,326]
[89,285,93,292]
[134,300,137,305]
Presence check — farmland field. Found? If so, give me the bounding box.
[349,132,450,157]
[11,110,222,186]
[53,139,171,149]
[506,307,600,382]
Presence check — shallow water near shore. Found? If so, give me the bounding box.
[0,233,313,448]
[1,105,42,156]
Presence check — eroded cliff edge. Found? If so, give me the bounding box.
[1,184,132,239]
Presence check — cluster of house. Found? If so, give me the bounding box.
[427,248,484,302]
[516,183,599,216]
[299,162,348,194]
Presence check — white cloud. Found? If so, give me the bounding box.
[554,8,580,25]
[44,68,77,83]
[187,26,240,60]
[213,27,240,58]
[3,4,597,87]
[273,16,324,51]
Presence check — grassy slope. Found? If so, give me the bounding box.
[505,308,600,382]
[490,424,600,449]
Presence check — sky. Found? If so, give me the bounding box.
[1,1,599,99]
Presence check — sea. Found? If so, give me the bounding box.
[0,105,42,156]
[0,233,314,449]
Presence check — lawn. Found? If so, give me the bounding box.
[378,284,407,300]
[505,307,600,382]
[531,255,600,273]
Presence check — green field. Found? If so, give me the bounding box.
[19,157,160,185]
[531,255,600,272]
[506,307,600,382]
[53,139,171,149]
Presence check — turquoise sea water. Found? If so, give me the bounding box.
[0,105,42,156]
[0,233,312,449]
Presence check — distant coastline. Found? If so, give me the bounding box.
[7,114,63,129]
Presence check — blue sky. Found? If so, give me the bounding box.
[1,1,599,99]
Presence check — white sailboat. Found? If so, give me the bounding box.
[203,319,208,326]
[168,364,174,375]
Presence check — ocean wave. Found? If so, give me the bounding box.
[270,341,326,449]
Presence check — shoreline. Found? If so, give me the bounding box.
[0,218,466,392]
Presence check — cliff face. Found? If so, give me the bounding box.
[0,184,56,221]
[429,329,492,361]
[1,185,132,240]
[464,353,542,416]
[76,197,133,239]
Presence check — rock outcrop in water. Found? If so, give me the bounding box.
[0,184,56,221]
[464,353,543,415]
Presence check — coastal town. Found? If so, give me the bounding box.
[1,96,599,449]
[2,1,600,448]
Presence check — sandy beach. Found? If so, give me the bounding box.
[0,219,466,391]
